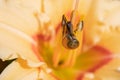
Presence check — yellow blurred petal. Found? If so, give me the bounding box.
[84,0,120,50]
[99,33,120,54]
[77,0,92,18]
[0,22,39,62]
[0,0,40,36]
[0,58,54,80]
[94,58,120,80]
[0,61,37,80]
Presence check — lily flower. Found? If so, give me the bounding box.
[0,0,120,80]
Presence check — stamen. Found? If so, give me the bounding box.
[61,0,81,67]
[63,50,77,67]
[41,0,45,13]
[71,0,80,24]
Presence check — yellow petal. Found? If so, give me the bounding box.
[94,58,120,80]
[84,0,120,48]
[0,0,40,36]
[0,22,40,62]
[0,58,55,80]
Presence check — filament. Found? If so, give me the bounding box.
[70,0,80,24]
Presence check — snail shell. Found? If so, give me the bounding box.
[62,34,79,49]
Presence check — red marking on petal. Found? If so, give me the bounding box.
[31,44,43,61]
[88,46,112,72]
[32,34,38,41]
[76,73,84,80]
[31,35,44,61]
[55,22,61,34]
[76,45,113,80]
[66,11,72,20]
[50,73,60,80]
[37,34,52,42]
